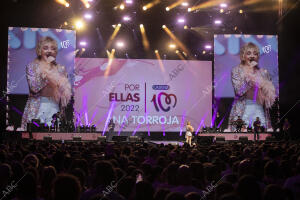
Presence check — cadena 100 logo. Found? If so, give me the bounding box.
[151,92,177,112]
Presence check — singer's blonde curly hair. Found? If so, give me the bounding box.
[240,42,260,64]
[36,36,58,59]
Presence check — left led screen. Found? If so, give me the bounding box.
[7,27,76,130]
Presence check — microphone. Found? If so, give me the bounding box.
[46,54,57,65]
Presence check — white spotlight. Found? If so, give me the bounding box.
[220,3,227,8]
[123,16,131,21]
[116,41,125,48]
[214,20,222,25]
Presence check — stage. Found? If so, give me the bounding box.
[21,132,273,141]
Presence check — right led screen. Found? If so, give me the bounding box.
[214,34,279,131]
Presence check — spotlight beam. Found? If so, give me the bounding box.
[106,24,121,49]
[104,49,115,77]
[166,0,185,11]
[162,25,190,57]
[139,25,150,51]
[188,0,227,12]
[155,51,165,73]
[143,0,161,10]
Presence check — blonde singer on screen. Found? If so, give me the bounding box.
[185,121,194,146]
[21,36,72,129]
[229,42,276,130]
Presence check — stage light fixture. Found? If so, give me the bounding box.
[140,24,144,28]
[175,50,179,53]
[116,41,124,48]
[64,21,68,25]
[181,2,189,7]
[120,4,125,10]
[65,2,70,7]
[112,24,116,28]
[202,50,206,54]
[188,8,192,12]
[123,16,131,21]
[117,23,122,27]
[80,41,87,46]
[84,13,92,19]
[75,20,84,29]
[177,18,185,23]
[125,0,133,4]
[214,20,222,25]
[220,3,227,8]
[184,25,188,29]
[155,50,158,53]
[205,45,212,49]
[166,7,170,11]
[143,6,147,10]
[82,48,86,51]
[169,43,176,49]
[162,25,166,29]
[239,9,243,14]
[220,8,224,13]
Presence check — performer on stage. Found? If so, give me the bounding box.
[185,121,194,146]
[253,117,261,141]
[229,42,276,130]
[21,36,72,129]
[235,116,244,132]
[108,119,115,133]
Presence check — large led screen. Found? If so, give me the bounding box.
[214,34,279,131]
[7,27,76,129]
[74,59,212,132]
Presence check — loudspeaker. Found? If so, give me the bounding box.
[98,136,107,142]
[112,136,128,142]
[43,136,52,141]
[73,136,82,141]
[197,136,214,144]
[129,136,139,142]
[216,136,225,142]
[239,136,248,142]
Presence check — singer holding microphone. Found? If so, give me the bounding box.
[21,36,72,129]
[228,42,276,130]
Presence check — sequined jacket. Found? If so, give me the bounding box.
[21,61,67,130]
[228,65,273,129]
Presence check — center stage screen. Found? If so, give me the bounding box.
[74,59,212,132]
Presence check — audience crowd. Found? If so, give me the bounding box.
[0,139,300,200]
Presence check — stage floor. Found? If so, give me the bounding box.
[22,132,272,141]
